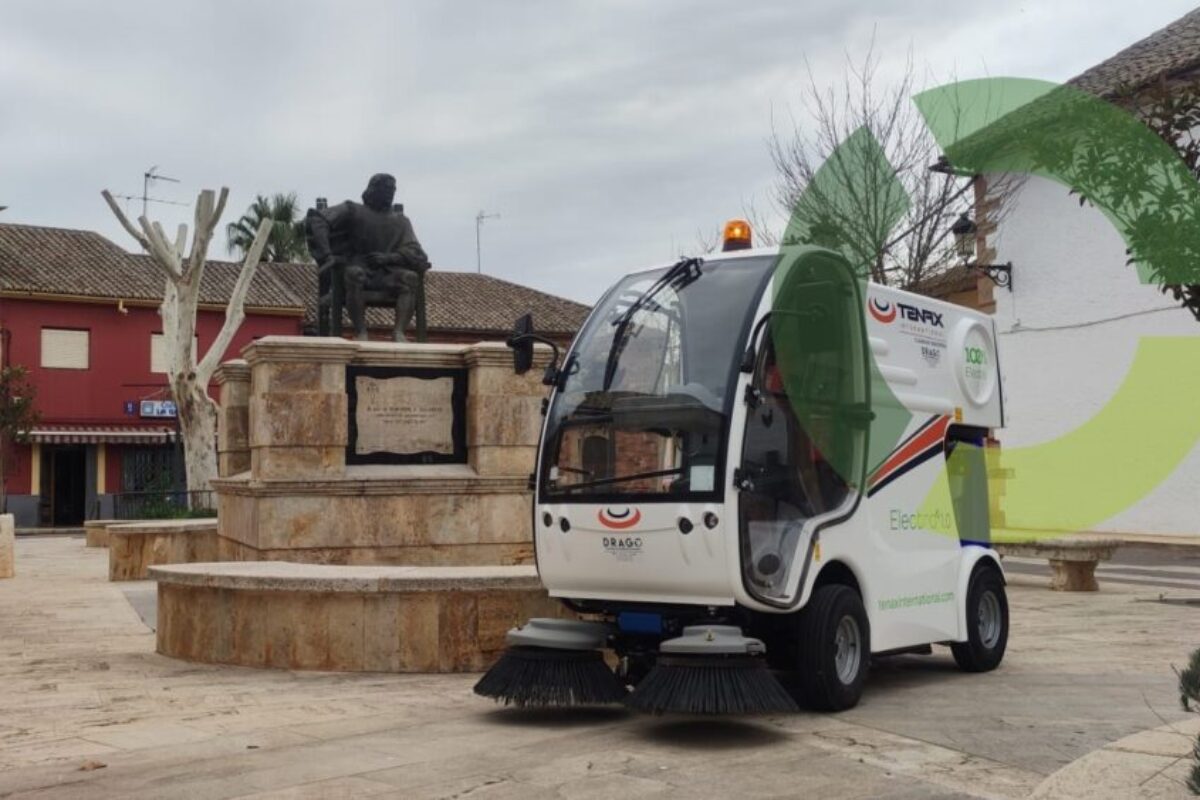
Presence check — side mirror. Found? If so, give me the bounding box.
[508,313,535,375]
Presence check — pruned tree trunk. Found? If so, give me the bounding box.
[102,187,271,495]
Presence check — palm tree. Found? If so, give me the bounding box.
[226,193,309,263]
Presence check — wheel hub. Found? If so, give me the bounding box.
[977,590,1002,649]
[833,615,862,684]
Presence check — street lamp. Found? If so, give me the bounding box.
[951,213,1013,291]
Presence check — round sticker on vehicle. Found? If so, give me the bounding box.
[951,319,996,406]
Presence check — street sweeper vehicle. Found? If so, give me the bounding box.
[476,222,1008,714]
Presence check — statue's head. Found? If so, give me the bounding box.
[362,173,397,211]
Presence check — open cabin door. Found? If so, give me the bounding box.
[737,249,870,609]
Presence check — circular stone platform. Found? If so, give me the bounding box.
[149,562,566,673]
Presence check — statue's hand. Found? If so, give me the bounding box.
[318,255,342,274]
[366,252,397,268]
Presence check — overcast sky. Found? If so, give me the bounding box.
[2,1,1197,305]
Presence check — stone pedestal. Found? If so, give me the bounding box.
[215,361,251,477]
[0,514,14,579]
[151,562,569,672]
[1049,559,1099,592]
[108,519,219,581]
[212,337,550,566]
[84,519,121,548]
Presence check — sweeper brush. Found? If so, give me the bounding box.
[473,646,626,707]
[624,655,798,715]
[623,626,797,715]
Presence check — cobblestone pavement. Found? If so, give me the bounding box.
[0,536,1197,799]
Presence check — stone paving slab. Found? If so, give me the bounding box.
[0,536,1197,799]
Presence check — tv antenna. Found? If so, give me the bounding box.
[475,209,500,273]
[110,165,187,220]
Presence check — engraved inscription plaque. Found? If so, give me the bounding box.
[355,375,453,456]
[346,365,468,465]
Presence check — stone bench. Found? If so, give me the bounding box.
[1,514,13,579]
[149,562,566,673]
[994,538,1120,591]
[84,519,123,548]
[108,519,219,581]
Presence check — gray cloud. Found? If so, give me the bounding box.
[2,0,1196,304]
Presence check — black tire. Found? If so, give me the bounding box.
[794,584,870,711]
[951,565,1008,672]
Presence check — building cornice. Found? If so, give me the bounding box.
[0,290,304,317]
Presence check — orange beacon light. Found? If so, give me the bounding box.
[722,219,752,251]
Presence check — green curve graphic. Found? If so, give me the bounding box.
[982,338,1200,536]
[773,127,915,481]
[910,78,1200,539]
[777,76,1200,539]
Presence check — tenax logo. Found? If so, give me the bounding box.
[867,297,896,323]
[896,302,944,328]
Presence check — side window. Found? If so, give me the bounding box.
[945,426,991,545]
[737,251,869,605]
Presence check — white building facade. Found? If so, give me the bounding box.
[989,174,1200,537]
[958,9,1200,537]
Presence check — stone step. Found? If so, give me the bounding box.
[148,561,567,673]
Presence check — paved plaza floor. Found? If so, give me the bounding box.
[1,536,1198,799]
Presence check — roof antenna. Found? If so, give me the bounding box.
[475,209,500,274]
[109,166,188,218]
[108,167,188,249]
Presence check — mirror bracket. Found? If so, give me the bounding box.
[506,312,562,385]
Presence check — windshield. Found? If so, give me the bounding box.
[540,255,776,502]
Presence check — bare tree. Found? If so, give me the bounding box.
[769,47,1012,289]
[102,187,271,495]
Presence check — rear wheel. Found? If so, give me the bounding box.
[794,584,870,711]
[951,566,1008,672]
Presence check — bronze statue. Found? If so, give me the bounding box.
[306,174,431,341]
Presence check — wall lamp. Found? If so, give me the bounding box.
[951,213,1013,291]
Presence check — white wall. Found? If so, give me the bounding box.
[990,174,1200,536]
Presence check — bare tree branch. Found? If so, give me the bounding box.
[767,44,1017,290]
[103,184,250,494]
[195,217,271,384]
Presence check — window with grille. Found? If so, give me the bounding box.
[121,446,182,493]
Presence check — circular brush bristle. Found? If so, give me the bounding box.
[625,656,799,715]
[474,646,627,707]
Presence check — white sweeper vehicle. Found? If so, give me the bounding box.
[476,221,1008,714]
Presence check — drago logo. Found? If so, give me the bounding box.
[597,507,641,529]
[868,298,896,323]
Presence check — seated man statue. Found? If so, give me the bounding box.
[307,173,431,341]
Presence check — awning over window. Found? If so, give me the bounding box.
[28,425,177,445]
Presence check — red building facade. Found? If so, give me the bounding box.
[0,223,588,527]
[1,295,301,527]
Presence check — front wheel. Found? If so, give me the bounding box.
[951,566,1008,672]
[794,584,870,711]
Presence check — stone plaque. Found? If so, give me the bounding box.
[346,366,468,464]
[355,375,453,456]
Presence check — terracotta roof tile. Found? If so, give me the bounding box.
[0,223,304,310]
[274,260,590,335]
[1070,9,1200,97]
[0,222,590,336]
